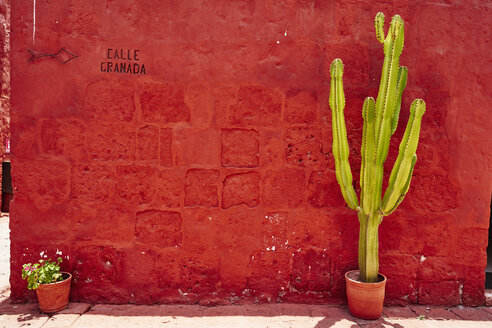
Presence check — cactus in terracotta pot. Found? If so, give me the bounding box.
[329,13,426,283]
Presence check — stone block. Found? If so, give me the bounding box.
[84,79,135,122]
[222,172,260,209]
[379,254,419,279]
[41,119,88,161]
[87,123,136,161]
[140,83,190,123]
[155,248,182,289]
[461,265,487,306]
[218,207,263,251]
[290,209,341,250]
[416,256,462,282]
[307,170,346,208]
[263,211,289,250]
[181,209,221,254]
[154,169,183,208]
[71,164,111,203]
[135,210,182,248]
[180,255,220,293]
[384,276,417,305]
[174,128,220,166]
[418,281,461,306]
[69,205,134,243]
[160,128,173,167]
[408,174,458,213]
[213,84,237,126]
[263,168,306,207]
[291,249,331,292]
[114,165,155,205]
[219,248,250,292]
[260,129,284,166]
[185,82,212,127]
[285,127,328,168]
[284,89,318,124]
[72,245,122,285]
[137,125,158,161]
[184,169,220,208]
[229,85,282,126]
[121,248,156,286]
[221,128,259,168]
[11,122,39,159]
[248,251,291,294]
[13,159,69,210]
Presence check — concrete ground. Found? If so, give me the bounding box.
[1,214,492,327]
[0,302,492,328]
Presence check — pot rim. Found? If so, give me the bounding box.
[345,270,386,285]
[38,272,72,287]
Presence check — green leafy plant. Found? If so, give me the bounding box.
[329,13,425,283]
[22,257,64,290]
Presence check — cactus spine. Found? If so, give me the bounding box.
[329,13,426,283]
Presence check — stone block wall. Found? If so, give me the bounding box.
[9,0,492,306]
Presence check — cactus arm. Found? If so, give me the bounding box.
[329,59,359,210]
[382,154,417,216]
[360,97,376,215]
[371,15,405,211]
[374,12,385,44]
[391,66,408,135]
[382,99,426,214]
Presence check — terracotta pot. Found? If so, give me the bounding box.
[36,272,72,313]
[345,270,386,320]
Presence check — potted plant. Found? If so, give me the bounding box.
[328,13,425,319]
[22,257,72,313]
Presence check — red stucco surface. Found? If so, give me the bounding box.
[9,1,492,306]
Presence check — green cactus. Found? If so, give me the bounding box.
[329,13,426,283]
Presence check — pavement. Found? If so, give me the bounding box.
[1,302,492,328]
[1,214,492,327]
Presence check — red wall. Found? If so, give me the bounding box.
[9,0,492,306]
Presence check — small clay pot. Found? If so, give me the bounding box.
[36,272,72,313]
[345,270,386,320]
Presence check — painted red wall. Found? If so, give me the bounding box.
[9,0,492,306]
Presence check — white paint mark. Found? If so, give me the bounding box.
[56,249,62,255]
[40,251,44,257]
[33,0,36,45]
[420,255,426,263]
[141,252,145,254]
[284,30,288,36]
[276,40,280,44]
[271,246,276,251]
